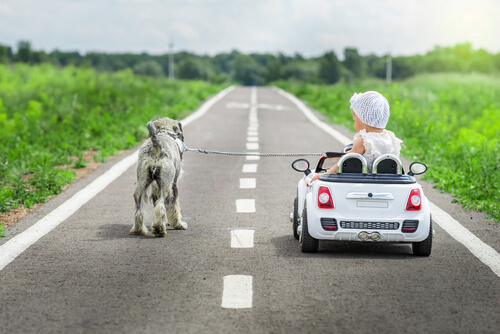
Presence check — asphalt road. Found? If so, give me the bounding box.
[1,87,499,334]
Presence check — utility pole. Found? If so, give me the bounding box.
[169,39,174,80]
[386,53,392,84]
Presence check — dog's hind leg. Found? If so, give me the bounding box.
[167,183,187,230]
[152,196,167,237]
[149,179,167,237]
[130,184,149,236]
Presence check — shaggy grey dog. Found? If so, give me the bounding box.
[130,117,187,237]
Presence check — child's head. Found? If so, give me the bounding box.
[349,91,390,129]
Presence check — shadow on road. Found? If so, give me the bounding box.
[95,223,187,240]
[271,234,416,260]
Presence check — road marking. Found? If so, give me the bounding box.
[277,86,500,278]
[246,154,260,161]
[236,199,256,213]
[231,230,255,248]
[242,164,258,173]
[251,86,257,105]
[247,136,259,142]
[221,275,253,309]
[239,178,256,189]
[226,102,249,109]
[248,125,259,131]
[247,131,258,136]
[429,202,500,277]
[0,153,137,272]
[0,86,236,273]
[246,143,259,150]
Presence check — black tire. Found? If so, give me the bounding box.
[412,218,433,256]
[300,208,319,253]
[293,197,299,240]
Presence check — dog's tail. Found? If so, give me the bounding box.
[147,121,163,150]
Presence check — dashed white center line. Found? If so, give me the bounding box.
[222,275,253,309]
[242,164,258,173]
[246,143,259,150]
[231,230,255,248]
[246,155,260,161]
[239,178,256,189]
[223,86,257,310]
[236,199,256,213]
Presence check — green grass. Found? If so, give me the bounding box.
[276,73,500,222]
[0,63,227,218]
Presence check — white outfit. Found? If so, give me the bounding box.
[353,129,403,172]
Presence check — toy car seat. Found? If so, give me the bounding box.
[372,154,403,175]
[337,153,368,174]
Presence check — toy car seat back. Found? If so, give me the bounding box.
[372,154,403,175]
[337,153,368,174]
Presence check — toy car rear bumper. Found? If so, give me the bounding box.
[306,206,431,242]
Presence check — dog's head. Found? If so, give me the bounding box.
[151,117,184,142]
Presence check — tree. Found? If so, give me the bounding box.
[177,58,202,80]
[318,51,341,84]
[15,40,32,63]
[264,58,282,83]
[282,61,319,82]
[343,48,365,79]
[233,54,262,85]
[0,44,12,63]
[133,60,164,77]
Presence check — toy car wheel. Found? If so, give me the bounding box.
[412,217,433,256]
[293,197,299,240]
[300,208,319,253]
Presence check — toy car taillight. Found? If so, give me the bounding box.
[318,186,334,209]
[406,189,421,211]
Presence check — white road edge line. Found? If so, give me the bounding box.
[0,86,236,273]
[221,275,253,309]
[276,87,500,278]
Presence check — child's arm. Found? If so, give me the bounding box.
[311,136,366,182]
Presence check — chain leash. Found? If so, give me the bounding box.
[174,138,324,157]
[185,148,324,157]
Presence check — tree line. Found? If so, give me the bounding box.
[1,41,499,85]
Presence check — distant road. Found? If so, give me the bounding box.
[1,87,499,333]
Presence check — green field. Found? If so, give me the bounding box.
[276,73,500,222]
[0,64,227,225]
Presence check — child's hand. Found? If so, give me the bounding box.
[310,174,320,183]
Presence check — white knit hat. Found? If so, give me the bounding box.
[349,91,390,129]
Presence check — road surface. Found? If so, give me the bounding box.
[1,86,499,333]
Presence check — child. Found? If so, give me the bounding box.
[311,91,402,182]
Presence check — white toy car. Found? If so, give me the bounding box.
[290,146,433,255]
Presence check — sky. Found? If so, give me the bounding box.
[1,0,499,58]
